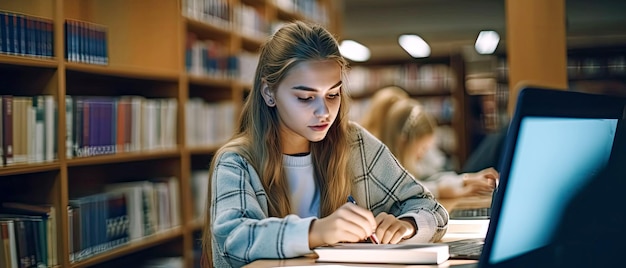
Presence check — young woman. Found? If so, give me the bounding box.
[380,98,499,198]
[203,21,448,267]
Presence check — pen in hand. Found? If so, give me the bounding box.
[347,195,380,244]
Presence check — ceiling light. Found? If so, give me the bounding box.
[339,40,370,62]
[475,30,500,54]
[398,34,430,58]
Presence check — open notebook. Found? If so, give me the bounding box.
[447,87,626,267]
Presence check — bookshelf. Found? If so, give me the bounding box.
[462,46,626,165]
[348,55,470,172]
[0,0,337,267]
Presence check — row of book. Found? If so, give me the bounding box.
[274,0,329,26]
[348,64,458,96]
[186,98,235,148]
[0,11,54,58]
[69,177,181,263]
[66,96,178,158]
[0,202,58,268]
[0,95,242,163]
[185,34,238,79]
[185,33,262,85]
[184,0,231,28]
[237,3,270,39]
[64,19,109,65]
[182,0,329,31]
[1,95,57,167]
[0,11,108,64]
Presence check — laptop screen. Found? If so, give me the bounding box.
[488,116,618,264]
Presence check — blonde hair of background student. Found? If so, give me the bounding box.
[203,21,448,267]
[380,98,499,198]
[359,85,409,138]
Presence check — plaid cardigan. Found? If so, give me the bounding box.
[210,123,449,267]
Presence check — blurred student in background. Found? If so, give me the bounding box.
[379,98,499,198]
[359,86,409,138]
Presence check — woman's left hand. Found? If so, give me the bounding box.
[373,212,416,244]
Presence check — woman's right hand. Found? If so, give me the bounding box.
[308,203,377,249]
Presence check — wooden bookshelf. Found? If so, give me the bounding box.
[0,0,337,267]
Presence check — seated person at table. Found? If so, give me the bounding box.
[379,98,498,198]
[202,21,448,268]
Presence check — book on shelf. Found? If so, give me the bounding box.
[64,19,108,65]
[0,220,18,268]
[67,96,177,158]
[2,95,13,166]
[0,95,57,166]
[1,202,57,267]
[104,178,181,241]
[0,11,54,58]
[313,242,449,265]
[68,192,130,263]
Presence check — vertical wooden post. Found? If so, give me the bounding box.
[506,0,568,115]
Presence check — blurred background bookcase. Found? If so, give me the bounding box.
[0,0,337,267]
[347,55,470,172]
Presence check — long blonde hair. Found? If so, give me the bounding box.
[380,98,437,173]
[203,20,354,266]
[360,86,409,139]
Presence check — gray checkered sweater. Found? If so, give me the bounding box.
[210,123,449,267]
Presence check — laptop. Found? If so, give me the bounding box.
[447,87,626,267]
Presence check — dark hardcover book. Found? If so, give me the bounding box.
[25,17,35,56]
[2,95,13,165]
[100,99,115,155]
[123,98,132,152]
[115,98,125,152]
[79,20,86,63]
[0,12,5,53]
[67,204,81,262]
[105,192,129,248]
[11,13,18,55]
[4,12,12,54]
[88,100,99,154]
[73,96,83,157]
[99,26,108,65]
[63,20,68,60]
[35,17,43,57]
[68,196,91,261]
[81,98,90,156]
[17,14,25,55]
[44,19,52,57]
[85,22,93,64]
[13,218,31,268]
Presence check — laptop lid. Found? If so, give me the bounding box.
[477,87,625,268]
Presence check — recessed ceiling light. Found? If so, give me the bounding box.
[398,34,431,58]
[339,40,370,62]
[475,30,500,54]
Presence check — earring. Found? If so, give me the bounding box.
[268,98,275,105]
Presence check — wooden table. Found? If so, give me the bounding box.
[244,195,492,267]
